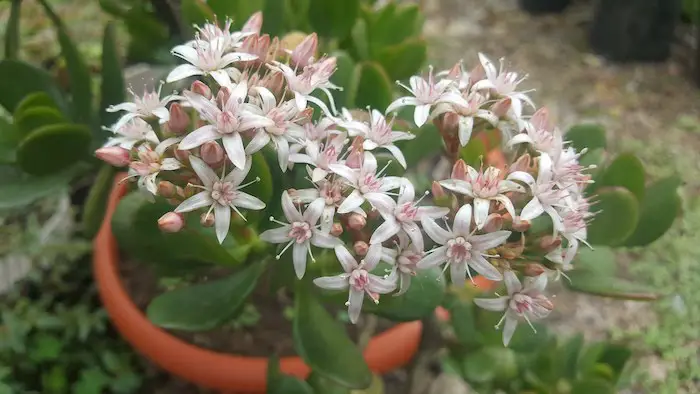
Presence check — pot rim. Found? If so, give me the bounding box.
[93,173,423,393]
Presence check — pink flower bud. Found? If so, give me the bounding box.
[510,153,532,173]
[95,146,130,167]
[531,107,552,132]
[331,223,343,237]
[470,64,486,82]
[242,11,263,34]
[354,241,369,256]
[431,181,446,199]
[524,263,546,277]
[157,181,176,198]
[261,70,285,97]
[167,103,190,135]
[191,80,212,99]
[291,33,318,68]
[512,217,531,232]
[200,212,215,227]
[538,235,562,253]
[347,213,366,230]
[482,213,504,232]
[200,142,225,167]
[346,150,363,169]
[158,212,184,233]
[447,61,462,81]
[174,148,190,162]
[451,159,468,181]
[491,97,512,118]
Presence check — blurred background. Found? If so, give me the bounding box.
[0,0,699,393]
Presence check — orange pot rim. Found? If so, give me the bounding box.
[93,174,423,393]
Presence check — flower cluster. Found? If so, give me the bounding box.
[95,16,595,346]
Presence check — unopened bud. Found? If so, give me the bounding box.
[242,11,263,34]
[431,181,446,199]
[174,148,190,162]
[183,183,198,198]
[491,97,512,118]
[348,213,366,230]
[167,103,190,134]
[157,181,177,198]
[482,213,504,232]
[530,107,552,131]
[291,33,318,68]
[346,150,363,169]
[200,212,215,227]
[158,212,184,233]
[200,141,225,167]
[191,80,211,99]
[441,111,460,133]
[524,263,546,277]
[280,31,308,54]
[451,159,468,181]
[95,146,130,167]
[470,64,485,82]
[261,71,285,97]
[510,153,532,173]
[511,217,531,232]
[354,241,369,256]
[538,235,562,253]
[331,223,343,237]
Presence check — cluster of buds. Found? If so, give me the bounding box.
[95,15,595,346]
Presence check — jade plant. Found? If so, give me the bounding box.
[95,14,679,391]
[100,0,426,110]
[0,0,125,237]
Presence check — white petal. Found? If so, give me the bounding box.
[493,194,517,219]
[274,137,290,171]
[224,154,252,185]
[368,272,397,294]
[294,92,307,111]
[384,144,407,168]
[179,125,220,150]
[281,191,303,222]
[166,64,204,83]
[209,69,232,87]
[303,198,325,225]
[188,155,218,187]
[420,217,451,245]
[370,218,401,245]
[538,152,553,183]
[311,167,328,183]
[417,206,450,220]
[450,262,466,288]
[152,106,170,121]
[232,191,265,210]
[259,226,291,243]
[440,179,473,196]
[293,242,308,279]
[175,191,213,213]
[214,204,231,244]
[416,246,447,269]
[239,113,275,130]
[334,245,358,273]
[171,44,199,63]
[478,53,497,80]
[507,171,536,187]
[319,205,334,233]
[245,131,271,154]
[337,190,365,214]
[470,231,512,251]
[453,203,473,236]
[498,180,526,194]
[184,90,219,117]
[467,254,503,281]
[379,176,404,192]
[222,133,247,169]
[520,198,544,221]
[328,164,359,184]
[473,198,491,229]
[474,297,508,312]
[502,315,518,346]
[507,133,534,147]
[385,96,421,114]
[160,158,181,171]
[414,104,431,127]
[504,270,522,295]
[458,116,474,146]
[347,288,364,324]
[312,230,340,249]
[398,182,415,204]
[363,243,382,271]
[314,275,349,290]
[364,193,396,216]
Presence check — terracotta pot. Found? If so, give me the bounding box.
[93,174,423,393]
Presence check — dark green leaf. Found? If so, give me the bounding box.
[14,106,66,138]
[38,0,93,125]
[306,372,352,394]
[587,187,639,246]
[565,123,606,152]
[14,92,60,117]
[369,3,423,54]
[99,22,125,142]
[267,356,315,394]
[571,378,615,394]
[123,7,171,64]
[0,60,66,114]
[0,165,79,209]
[263,0,287,36]
[596,153,645,201]
[565,270,659,301]
[554,334,584,380]
[624,176,682,247]
[73,367,109,394]
[396,123,443,168]
[375,38,427,82]
[459,134,487,168]
[82,164,117,238]
[147,260,266,331]
[572,247,616,276]
[42,366,68,393]
[349,19,370,60]
[329,51,356,110]
[449,301,482,347]
[242,152,274,225]
[350,62,392,111]
[364,266,444,321]
[293,283,372,389]
[0,117,19,164]
[308,0,359,38]
[16,123,91,176]
[4,0,21,59]
[597,344,632,382]
[461,348,497,383]
[29,333,64,362]
[111,192,240,268]
[578,342,606,377]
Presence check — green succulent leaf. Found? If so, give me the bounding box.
[448,301,482,347]
[14,107,66,138]
[293,283,372,389]
[147,260,266,331]
[37,0,93,125]
[16,123,91,176]
[565,123,606,152]
[624,176,682,247]
[306,372,352,394]
[241,152,274,225]
[597,153,646,201]
[348,18,370,60]
[308,0,360,39]
[0,118,19,164]
[267,356,315,394]
[369,3,423,53]
[564,270,659,301]
[586,187,639,246]
[349,62,393,111]
[14,92,60,117]
[122,7,171,64]
[460,348,497,383]
[396,123,444,168]
[263,0,287,36]
[81,164,117,238]
[5,0,21,60]
[364,267,445,321]
[459,135,487,168]
[554,334,584,380]
[0,165,81,209]
[99,22,125,141]
[572,247,617,276]
[0,60,66,114]
[375,37,427,82]
[571,378,615,394]
[597,344,632,383]
[329,51,356,110]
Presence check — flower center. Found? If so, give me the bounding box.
[320,181,342,206]
[288,221,312,243]
[395,202,418,222]
[217,111,240,134]
[511,293,533,314]
[446,237,472,263]
[211,181,237,205]
[359,173,381,194]
[369,119,393,145]
[349,268,369,291]
[397,251,421,274]
[471,168,500,198]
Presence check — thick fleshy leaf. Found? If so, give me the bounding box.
[5,0,21,59]
[564,270,659,301]
[329,51,356,110]
[459,134,487,168]
[0,60,66,114]
[293,283,372,389]
[306,372,352,394]
[111,192,240,269]
[81,164,117,238]
[596,153,645,201]
[0,118,19,163]
[375,38,427,81]
[267,356,315,394]
[368,3,423,53]
[395,123,443,169]
[572,247,616,276]
[460,348,497,383]
[565,123,606,152]
[99,22,125,145]
[262,0,287,36]
[241,152,274,225]
[349,62,393,112]
[14,92,60,118]
[448,301,483,347]
[364,266,445,321]
[571,378,616,394]
[180,0,215,37]
[553,334,584,380]
[14,107,66,138]
[147,260,266,331]
[0,165,81,209]
[308,0,359,39]
[596,344,632,383]
[16,123,91,176]
[624,176,682,247]
[587,187,639,246]
[38,0,93,125]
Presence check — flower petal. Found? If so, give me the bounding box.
[385,96,421,114]
[384,144,407,169]
[188,155,218,188]
[450,261,466,288]
[347,288,364,324]
[520,198,544,221]
[416,246,447,269]
[337,189,365,214]
[453,203,473,236]
[368,272,397,294]
[328,164,359,185]
[259,226,291,243]
[414,104,431,127]
[214,204,231,244]
[502,314,518,346]
[232,191,265,210]
[314,275,349,290]
[363,243,382,271]
[335,245,358,273]
[473,198,491,229]
[224,154,252,185]
[281,191,303,222]
[370,218,401,245]
[179,125,220,150]
[293,241,308,279]
[470,230,512,251]
[209,69,232,87]
[440,179,474,196]
[504,270,522,295]
[222,133,247,169]
[467,254,503,281]
[245,131,271,154]
[166,64,203,83]
[175,191,213,213]
[474,297,508,312]
[458,116,474,146]
[303,198,326,225]
[312,230,340,249]
[420,217,451,245]
[364,193,396,216]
